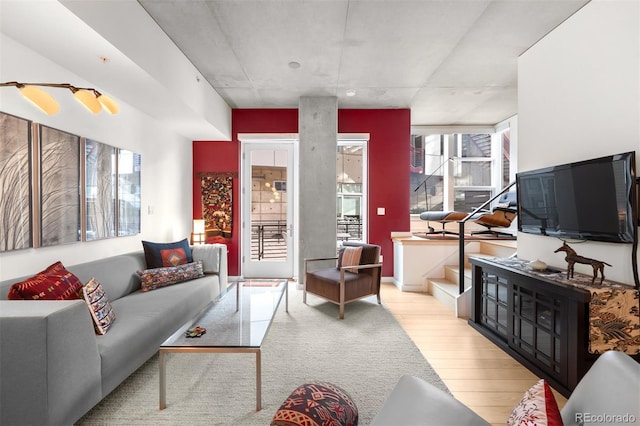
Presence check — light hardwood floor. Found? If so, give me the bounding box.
[380,282,567,426]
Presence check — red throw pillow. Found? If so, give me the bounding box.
[7,261,83,301]
[507,379,563,426]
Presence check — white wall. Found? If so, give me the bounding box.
[517,0,640,284]
[0,35,193,280]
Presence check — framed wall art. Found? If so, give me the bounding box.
[85,139,116,241]
[0,112,32,252]
[117,149,141,236]
[39,124,80,246]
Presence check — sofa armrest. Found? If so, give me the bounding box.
[191,243,229,290]
[0,300,102,426]
[371,375,490,426]
[561,351,640,426]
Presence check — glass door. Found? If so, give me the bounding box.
[337,140,367,243]
[242,142,294,278]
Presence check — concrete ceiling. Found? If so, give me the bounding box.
[0,0,589,139]
[138,0,589,126]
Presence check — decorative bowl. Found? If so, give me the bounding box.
[528,259,548,271]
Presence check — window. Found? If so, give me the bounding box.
[410,127,513,233]
[337,140,367,241]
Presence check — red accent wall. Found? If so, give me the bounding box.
[193,108,410,277]
[193,109,298,276]
[338,109,411,276]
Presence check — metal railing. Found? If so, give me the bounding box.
[252,220,287,260]
[457,181,516,294]
[337,217,362,240]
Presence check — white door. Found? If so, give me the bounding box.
[242,141,295,278]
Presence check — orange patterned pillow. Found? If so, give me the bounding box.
[7,261,83,300]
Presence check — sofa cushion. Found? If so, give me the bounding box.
[271,381,358,426]
[137,262,204,292]
[96,276,214,396]
[142,239,193,268]
[82,278,116,334]
[67,253,146,301]
[507,379,562,426]
[7,261,83,301]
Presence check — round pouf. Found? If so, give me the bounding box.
[271,381,359,426]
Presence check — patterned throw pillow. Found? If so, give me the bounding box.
[271,381,358,426]
[142,238,193,268]
[339,246,362,273]
[7,261,83,300]
[82,278,116,334]
[137,261,204,292]
[506,379,563,426]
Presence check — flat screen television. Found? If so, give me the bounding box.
[516,152,636,243]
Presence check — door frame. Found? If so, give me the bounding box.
[239,134,299,279]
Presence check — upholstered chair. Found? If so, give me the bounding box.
[471,191,517,237]
[303,242,382,319]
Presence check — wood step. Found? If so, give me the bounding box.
[444,265,472,288]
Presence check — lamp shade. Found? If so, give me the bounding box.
[73,89,101,114]
[193,219,205,234]
[97,93,119,114]
[19,85,60,115]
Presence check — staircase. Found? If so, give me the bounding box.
[426,240,517,318]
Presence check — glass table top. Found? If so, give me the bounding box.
[161,279,287,349]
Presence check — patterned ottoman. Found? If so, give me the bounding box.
[271,381,359,426]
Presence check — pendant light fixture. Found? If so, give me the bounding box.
[0,81,119,115]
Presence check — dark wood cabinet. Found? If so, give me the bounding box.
[468,257,594,397]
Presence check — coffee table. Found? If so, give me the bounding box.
[159,279,288,411]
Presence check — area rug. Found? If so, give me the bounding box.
[77,285,448,425]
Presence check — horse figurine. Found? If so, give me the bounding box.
[554,242,611,284]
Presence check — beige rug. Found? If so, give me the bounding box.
[77,284,448,425]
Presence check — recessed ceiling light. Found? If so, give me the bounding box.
[288,61,301,69]
[346,89,356,97]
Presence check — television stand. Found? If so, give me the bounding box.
[468,257,640,396]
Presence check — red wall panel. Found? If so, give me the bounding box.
[338,109,411,276]
[193,108,410,277]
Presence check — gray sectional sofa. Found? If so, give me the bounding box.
[0,244,228,426]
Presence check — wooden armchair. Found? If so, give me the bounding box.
[303,242,382,319]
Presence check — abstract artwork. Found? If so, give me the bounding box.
[40,125,80,246]
[0,112,32,251]
[201,173,233,238]
[85,139,116,240]
[117,149,141,236]
[1,112,141,250]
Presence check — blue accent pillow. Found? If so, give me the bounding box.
[142,238,193,269]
